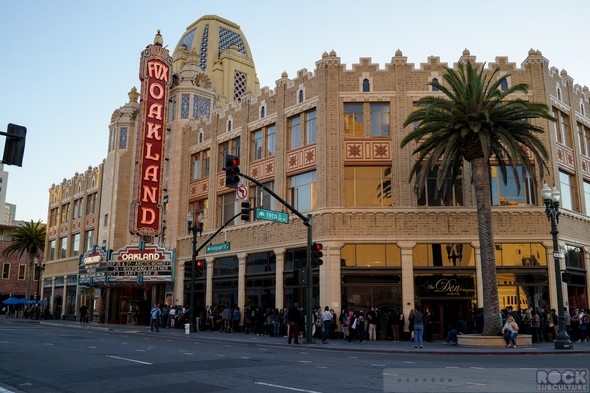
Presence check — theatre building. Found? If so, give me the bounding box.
[42,15,589,338]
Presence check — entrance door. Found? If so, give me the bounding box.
[420,300,471,341]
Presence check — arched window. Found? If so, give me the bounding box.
[298,90,304,103]
[557,87,562,101]
[362,78,370,92]
[432,78,439,91]
[227,120,232,132]
[260,106,266,119]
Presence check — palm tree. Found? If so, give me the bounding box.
[3,220,46,299]
[400,61,554,336]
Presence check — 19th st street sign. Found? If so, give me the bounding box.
[255,208,289,224]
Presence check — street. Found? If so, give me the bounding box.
[0,318,589,393]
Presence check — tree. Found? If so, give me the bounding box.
[400,61,554,336]
[3,220,46,299]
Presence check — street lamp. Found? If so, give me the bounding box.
[187,211,203,333]
[541,183,573,350]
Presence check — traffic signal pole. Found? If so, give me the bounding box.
[239,172,315,343]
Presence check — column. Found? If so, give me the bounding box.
[237,253,247,325]
[398,241,416,333]
[319,242,341,314]
[205,257,214,307]
[274,248,286,310]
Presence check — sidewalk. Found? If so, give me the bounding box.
[21,318,590,355]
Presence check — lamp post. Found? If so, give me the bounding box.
[187,211,203,333]
[541,183,573,350]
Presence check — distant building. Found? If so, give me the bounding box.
[3,203,16,225]
[42,15,589,338]
[0,164,8,224]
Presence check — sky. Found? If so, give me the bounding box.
[2,0,589,223]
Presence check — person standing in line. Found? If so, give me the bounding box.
[79,304,88,323]
[287,302,301,344]
[150,304,161,332]
[408,309,415,342]
[321,306,332,344]
[413,306,424,349]
[367,307,378,341]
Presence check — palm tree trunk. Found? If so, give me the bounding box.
[471,157,502,336]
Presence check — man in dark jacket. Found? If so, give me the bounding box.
[287,303,301,344]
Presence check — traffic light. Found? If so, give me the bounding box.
[196,260,204,278]
[562,271,572,284]
[311,242,323,267]
[2,123,27,167]
[224,154,240,188]
[241,201,251,221]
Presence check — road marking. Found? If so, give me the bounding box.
[371,364,386,367]
[255,382,321,392]
[135,349,146,352]
[469,367,484,369]
[466,382,487,386]
[299,360,311,363]
[403,361,415,364]
[183,352,193,355]
[445,366,459,368]
[347,356,358,359]
[107,355,152,365]
[88,346,97,349]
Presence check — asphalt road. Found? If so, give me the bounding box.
[1,319,589,393]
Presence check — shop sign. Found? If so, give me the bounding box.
[415,275,475,298]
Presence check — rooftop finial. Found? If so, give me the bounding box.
[154,29,163,46]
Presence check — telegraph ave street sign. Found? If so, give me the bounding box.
[206,242,230,253]
[255,208,289,224]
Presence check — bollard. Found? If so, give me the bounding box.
[184,323,190,334]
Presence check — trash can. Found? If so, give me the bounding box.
[184,323,191,334]
[196,317,201,332]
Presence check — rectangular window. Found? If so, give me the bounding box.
[60,237,68,259]
[103,214,109,226]
[306,109,317,144]
[192,150,210,180]
[18,265,26,280]
[250,182,276,211]
[344,103,364,137]
[577,124,587,157]
[266,125,276,157]
[289,114,301,149]
[220,193,237,227]
[73,198,83,219]
[490,166,535,206]
[584,181,590,216]
[86,193,97,215]
[84,229,94,252]
[49,239,56,260]
[344,167,392,207]
[559,171,576,211]
[418,167,464,206]
[72,233,81,256]
[565,245,584,269]
[370,103,390,137]
[61,203,70,222]
[252,129,263,161]
[2,263,9,279]
[289,171,317,213]
[49,208,58,226]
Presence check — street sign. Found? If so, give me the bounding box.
[236,184,247,200]
[206,242,230,253]
[255,208,289,224]
[553,252,565,259]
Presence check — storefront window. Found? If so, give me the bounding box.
[213,256,238,277]
[246,252,276,274]
[413,243,475,267]
[565,245,584,269]
[341,244,401,267]
[494,243,547,266]
[496,272,548,311]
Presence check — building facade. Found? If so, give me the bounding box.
[42,15,590,339]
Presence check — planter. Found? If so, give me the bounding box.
[457,334,532,348]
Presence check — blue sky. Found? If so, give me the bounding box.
[2,0,589,223]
